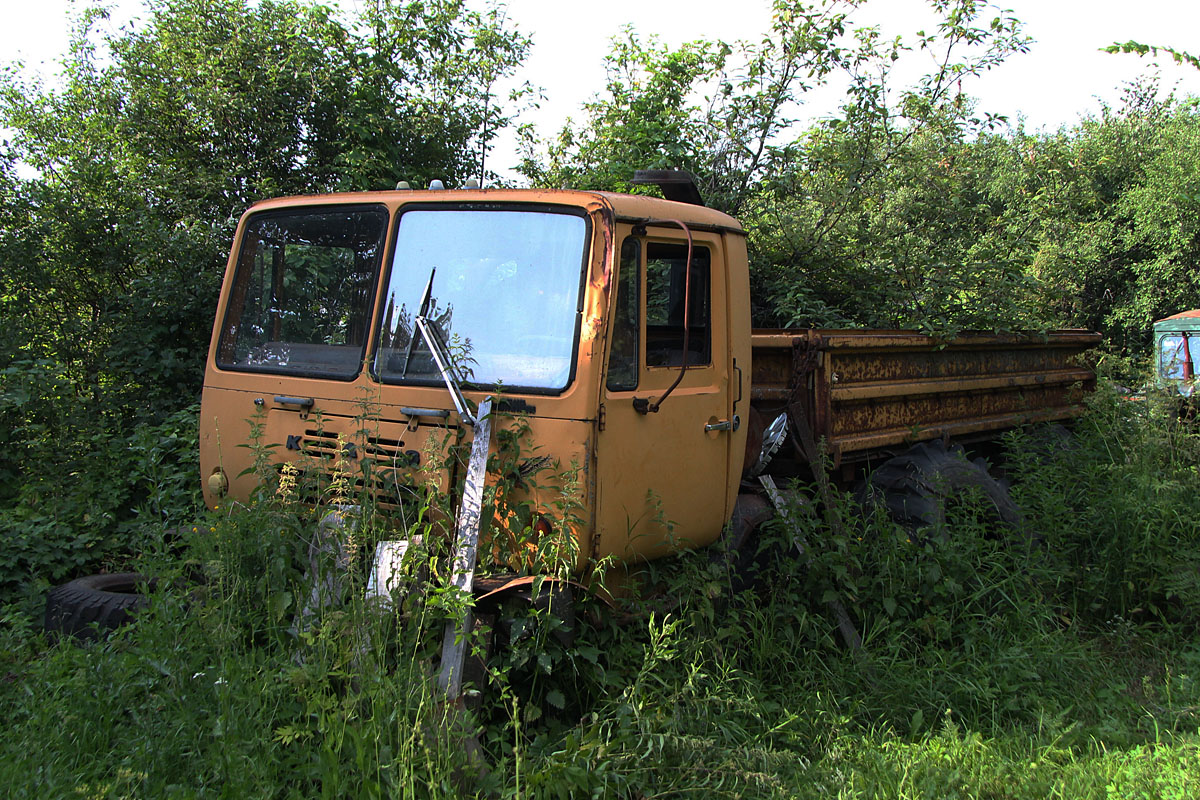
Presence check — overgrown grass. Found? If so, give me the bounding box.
[2,381,1199,797]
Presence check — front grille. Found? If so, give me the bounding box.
[282,428,429,512]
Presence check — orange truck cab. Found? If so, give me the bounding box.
[199,182,751,573]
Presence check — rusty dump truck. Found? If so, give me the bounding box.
[198,172,1096,685]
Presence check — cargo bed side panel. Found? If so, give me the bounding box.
[750,329,1100,464]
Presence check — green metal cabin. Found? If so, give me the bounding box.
[1154,310,1200,396]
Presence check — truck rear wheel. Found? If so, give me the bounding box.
[856,440,1024,535]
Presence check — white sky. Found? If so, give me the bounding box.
[3,0,1199,181]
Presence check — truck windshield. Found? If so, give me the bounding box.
[374,208,588,392]
[216,206,387,378]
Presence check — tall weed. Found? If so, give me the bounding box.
[0,395,201,607]
[3,380,1200,797]
[1005,383,1200,626]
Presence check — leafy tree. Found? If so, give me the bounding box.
[742,0,1037,332]
[520,0,854,216]
[0,0,528,410]
[1105,41,1200,72]
[0,0,529,589]
[1005,85,1200,351]
[523,0,1034,332]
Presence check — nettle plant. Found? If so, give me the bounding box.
[483,414,585,580]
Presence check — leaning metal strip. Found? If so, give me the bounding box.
[437,397,494,699]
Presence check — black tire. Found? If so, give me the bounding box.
[714,493,776,592]
[856,440,1024,534]
[43,572,152,641]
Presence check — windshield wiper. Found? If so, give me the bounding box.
[409,267,477,427]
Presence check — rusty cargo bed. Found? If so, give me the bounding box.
[749,329,1101,467]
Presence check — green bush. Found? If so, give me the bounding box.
[1005,384,1200,626]
[0,395,201,605]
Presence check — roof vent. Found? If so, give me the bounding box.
[631,169,704,206]
[428,179,446,190]
[395,180,412,190]
[462,178,481,189]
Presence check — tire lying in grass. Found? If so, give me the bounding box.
[43,572,152,641]
[856,440,1025,536]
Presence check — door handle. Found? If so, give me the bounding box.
[705,415,741,433]
[273,395,315,408]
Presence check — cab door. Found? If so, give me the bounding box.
[593,224,734,563]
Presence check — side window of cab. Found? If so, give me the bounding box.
[644,241,710,368]
[606,235,713,391]
[606,238,640,391]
